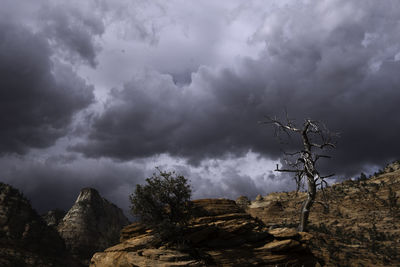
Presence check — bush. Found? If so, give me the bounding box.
[130,168,192,241]
[358,172,368,181]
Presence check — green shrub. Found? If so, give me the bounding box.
[130,168,192,241]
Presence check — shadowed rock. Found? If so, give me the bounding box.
[57,188,129,265]
[0,182,81,267]
[42,209,66,228]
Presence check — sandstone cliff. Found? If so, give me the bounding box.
[57,188,129,265]
[90,198,318,266]
[247,162,400,266]
[0,182,81,267]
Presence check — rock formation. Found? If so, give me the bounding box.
[42,209,66,228]
[57,188,129,264]
[0,182,81,267]
[90,198,318,266]
[384,160,400,173]
[247,163,400,266]
[235,195,250,209]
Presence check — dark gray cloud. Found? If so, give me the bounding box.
[0,152,288,216]
[1,0,400,215]
[151,153,295,201]
[39,2,105,67]
[71,69,280,163]
[0,155,145,215]
[74,0,400,177]
[0,22,94,154]
[0,0,105,67]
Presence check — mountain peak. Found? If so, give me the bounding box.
[58,187,129,265]
[0,182,81,267]
[75,187,102,203]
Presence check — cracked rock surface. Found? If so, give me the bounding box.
[90,198,317,267]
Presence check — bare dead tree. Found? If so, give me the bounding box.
[262,115,336,232]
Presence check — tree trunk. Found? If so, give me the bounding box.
[264,117,335,232]
[298,175,316,232]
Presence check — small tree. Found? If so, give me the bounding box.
[130,168,192,240]
[263,115,336,232]
[387,187,399,216]
[358,172,368,181]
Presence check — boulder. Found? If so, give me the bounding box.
[235,195,251,209]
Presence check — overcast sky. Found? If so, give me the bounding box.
[1,0,400,215]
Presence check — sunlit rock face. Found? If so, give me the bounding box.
[235,195,251,209]
[0,182,81,267]
[57,187,129,265]
[90,198,318,267]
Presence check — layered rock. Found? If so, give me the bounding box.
[90,198,317,266]
[247,163,400,266]
[0,182,81,267]
[57,188,129,264]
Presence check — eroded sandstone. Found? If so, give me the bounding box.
[90,198,317,266]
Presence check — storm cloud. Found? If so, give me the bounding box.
[74,0,400,176]
[39,2,105,67]
[0,155,144,214]
[0,151,288,215]
[0,22,94,154]
[1,0,400,214]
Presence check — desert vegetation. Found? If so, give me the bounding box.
[130,168,193,242]
[247,161,400,266]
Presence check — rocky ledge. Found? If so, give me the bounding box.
[90,199,318,266]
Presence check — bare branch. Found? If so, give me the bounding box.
[320,173,335,179]
[283,151,303,156]
[275,164,302,173]
[311,142,336,149]
[315,201,329,208]
[262,115,301,132]
[314,154,331,163]
[315,154,331,159]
